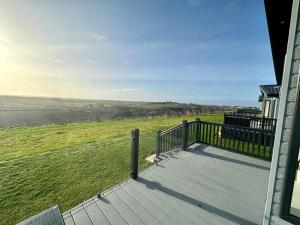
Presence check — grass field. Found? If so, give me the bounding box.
[0,114,223,225]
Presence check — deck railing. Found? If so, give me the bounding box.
[224,112,277,132]
[156,123,184,155]
[199,121,274,161]
[156,118,275,161]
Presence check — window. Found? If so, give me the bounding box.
[264,100,270,117]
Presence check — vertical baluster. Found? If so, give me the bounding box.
[171,131,173,150]
[252,130,255,156]
[208,123,210,144]
[156,131,161,158]
[176,128,179,148]
[161,134,166,152]
[196,118,200,143]
[193,123,196,143]
[169,131,172,151]
[212,124,214,145]
[177,128,180,148]
[162,134,164,152]
[167,131,170,151]
[190,123,193,144]
[170,131,173,150]
[174,129,177,149]
[216,125,219,147]
[220,125,223,148]
[269,132,274,161]
[231,127,234,150]
[192,123,194,143]
[228,127,231,150]
[247,130,250,154]
[212,125,215,146]
[165,134,168,152]
[232,127,236,150]
[202,122,205,143]
[242,129,245,153]
[210,124,213,145]
[263,131,267,160]
[175,128,178,148]
[169,131,171,151]
[164,133,167,152]
[258,130,262,158]
[173,129,176,148]
[205,123,208,144]
[224,126,227,149]
[237,128,240,151]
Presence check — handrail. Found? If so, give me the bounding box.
[161,123,183,135]
[201,120,275,134]
[224,113,277,132]
[224,112,276,121]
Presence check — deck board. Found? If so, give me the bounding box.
[84,202,111,225]
[72,208,93,225]
[122,182,179,225]
[114,187,161,225]
[94,197,128,225]
[63,144,270,225]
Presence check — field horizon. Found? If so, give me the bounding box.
[0,95,235,128]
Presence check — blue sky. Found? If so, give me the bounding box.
[0,0,275,106]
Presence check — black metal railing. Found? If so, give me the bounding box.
[155,118,275,161]
[187,120,198,146]
[224,112,277,132]
[130,118,275,180]
[198,121,274,161]
[156,123,184,155]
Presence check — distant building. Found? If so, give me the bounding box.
[259,84,280,119]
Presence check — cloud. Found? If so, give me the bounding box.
[187,0,202,7]
[112,88,143,92]
[52,59,65,65]
[92,34,107,42]
[224,1,238,12]
[124,60,129,65]
[0,36,40,57]
[87,60,99,65]
[0,37,14,46]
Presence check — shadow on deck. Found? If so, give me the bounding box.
[63,144,271,225]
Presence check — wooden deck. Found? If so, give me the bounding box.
[62,144,271,225]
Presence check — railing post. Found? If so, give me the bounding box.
[130,128,139,180]
[156,130,161,158]
[182,120,188,150]
[195,118,201,143]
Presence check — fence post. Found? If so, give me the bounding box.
[156,130,161,158]
[195,118,201,143]
[182,120,188,150]
[130,128,139,180]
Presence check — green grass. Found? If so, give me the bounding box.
[0,114,223,225]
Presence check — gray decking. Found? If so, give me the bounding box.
[62,144,271,225]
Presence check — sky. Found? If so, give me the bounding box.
[0,0,276,106]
